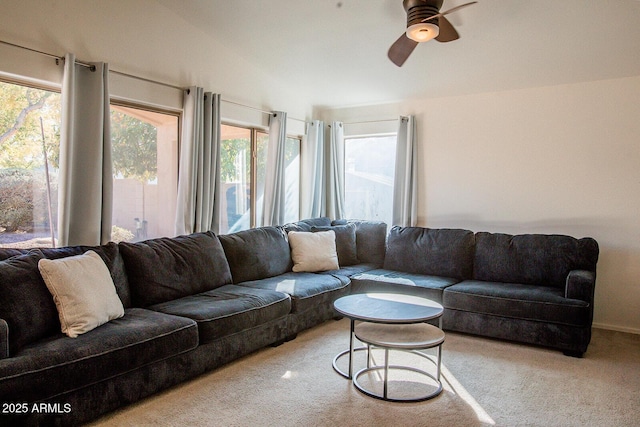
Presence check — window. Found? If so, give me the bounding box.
[283,136,301,223]
[220,125,252,233]
[0,80,61,249]
[110,103,179,242]
[344,135,397,226]
[0,81,179,248]
[220,124,300,234]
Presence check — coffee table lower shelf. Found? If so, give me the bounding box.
[351,322,446,402]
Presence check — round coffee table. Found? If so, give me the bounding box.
[353,322,445,401]
[332,293,443,380]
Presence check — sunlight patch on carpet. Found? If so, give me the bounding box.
[442,364,496,425]
[281,370,299,379]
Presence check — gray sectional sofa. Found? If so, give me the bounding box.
[349,225,599,357]
[0,218,598,426]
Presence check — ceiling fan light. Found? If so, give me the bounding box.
[406,22,439,42]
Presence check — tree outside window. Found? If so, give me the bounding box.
[0,81,60,248]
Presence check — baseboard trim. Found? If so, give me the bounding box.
[593,322,640,335]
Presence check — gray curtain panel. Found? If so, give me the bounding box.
[325,121,345,220]
[175,88,222,235]
[262,111,288,226]
[392,115,418,227]
[300,120,325,219]
[57,53,113,246]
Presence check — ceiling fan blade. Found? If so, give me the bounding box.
[388,33,419,67]
[422,1,477,23]
[435,15,459,42]
[440,1,477,17]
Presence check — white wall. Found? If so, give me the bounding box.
[324,76,640,334]
[0,0,310,131]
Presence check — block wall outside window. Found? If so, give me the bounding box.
[344,135,397,227]
[110,104,179,242]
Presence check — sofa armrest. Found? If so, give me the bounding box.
[565,270,596,303]
[0,318,8,359]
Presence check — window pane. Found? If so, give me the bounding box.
[0,81,60,249]
[110,105,178,242]
[255,133,300,226]
[220,125,251,234]
[284,136,300,223]
[344,135,397,226]
[255,131,268,227]
[220,127,300,231]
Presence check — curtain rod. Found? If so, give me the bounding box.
[3,38,322,125]
[343,118,401,125]
[1,39,96,71]
[221,98,307,124]
[110,69,184,91]
[0,38,184,89]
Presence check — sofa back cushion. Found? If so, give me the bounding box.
[283,217,332,232]
[0,252,60,356]
[119,232,232,307]
[310,223,359,266]
[333,220,388,266]
[383,226,475,280]
[38,250,125,338]
[473,232,599,288]
[39,242,131,308]
[0,248,28,261]
[219,226,292,283]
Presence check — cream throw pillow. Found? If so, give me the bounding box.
[288,230,339,272]
[38,250,124,338]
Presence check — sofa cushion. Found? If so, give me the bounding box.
[0,253,59,356]
[0,244,130,305]
[0,308,197,402]
[119,232,232,307]
[282,217,332,232]
[0,248,28,261]
[148,284,291,344]
[443,280,590,326]
[333,220,387,266]
[316,263,380,279]
[237,272,349,313]
[289,230,339,272]
[0,319,8,359]
[311,223,359,266]
[473,232,599,288]
[38,251,125,338]
[39,242,132,308]
[350,269,459,303]
[219,226,292,283]
[384,226,475,280]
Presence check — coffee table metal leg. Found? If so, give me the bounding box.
[436,345,441,381]
[332,319,368,379]
[348,319,355,379]
[383,348,389,399]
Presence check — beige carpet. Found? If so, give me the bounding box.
[88,319,640,427]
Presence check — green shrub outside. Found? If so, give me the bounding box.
[0,168,56,232]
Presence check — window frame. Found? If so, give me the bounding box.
[221,122,302,231]
[343,132,398,226]
[109,98,181,241]
[0,77,62,248]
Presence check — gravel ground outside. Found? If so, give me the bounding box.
[0,232,57,248]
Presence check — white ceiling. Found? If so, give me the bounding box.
[155,0,640,109]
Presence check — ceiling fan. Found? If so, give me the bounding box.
[388,0,477,67]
